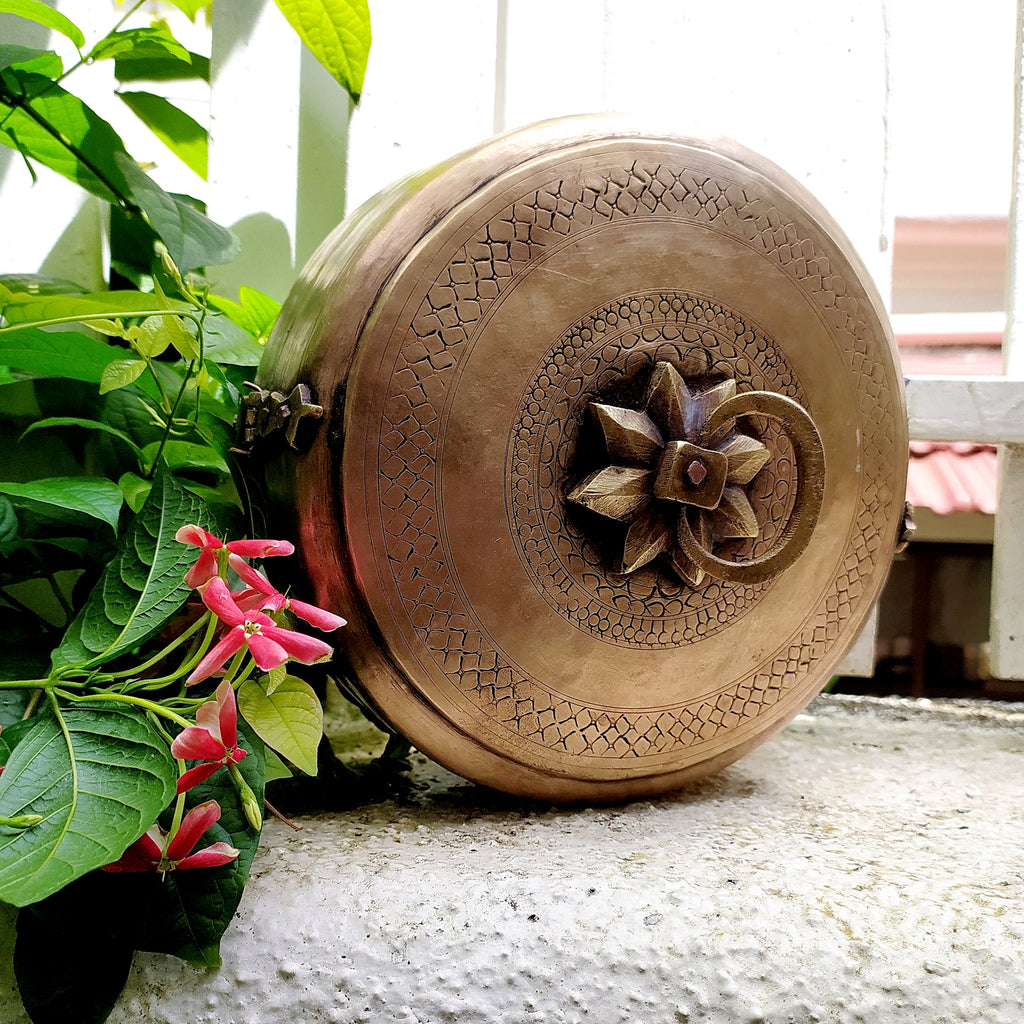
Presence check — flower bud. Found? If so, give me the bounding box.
[231,763,263,830]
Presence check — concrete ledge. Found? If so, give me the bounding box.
[3,694,1024,1023]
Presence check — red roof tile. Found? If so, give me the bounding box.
[907,442,998,515]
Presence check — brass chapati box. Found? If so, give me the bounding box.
[254,117,909,802]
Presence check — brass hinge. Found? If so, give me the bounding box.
[895,500,916,554]
[232,382,323,454]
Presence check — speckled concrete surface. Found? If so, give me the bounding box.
[2,694,1023,1024]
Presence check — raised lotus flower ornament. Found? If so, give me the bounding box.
[567,361,826,587]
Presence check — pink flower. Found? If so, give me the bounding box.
[185,577,334,686]
[228,554,346,632]
[101,800,239,873]
[176,524,294,589]
[171,681,247,794]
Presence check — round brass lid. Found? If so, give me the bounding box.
[257,117,908,801]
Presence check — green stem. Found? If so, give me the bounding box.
[141,352,173,415]
[55,690,192,729]
[135,607,219,689]
[0,310,203,336]
[168,761,187,837]
[0,678,56,690]
[145,355,201,479]
[106,611,213,680]
[101,0,146,45]
[35,0,146,93]
[221,646,250,688]
[0,676,93,692]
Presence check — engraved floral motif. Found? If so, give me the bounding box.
[566,361,772,587]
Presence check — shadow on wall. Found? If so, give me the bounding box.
[38,198,107,291]
[209,212,294,301]
[0,11,50,195]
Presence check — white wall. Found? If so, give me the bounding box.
[887,0,1017,220]
[0,0,1018,303]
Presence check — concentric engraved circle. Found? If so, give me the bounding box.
[507,290,806,647]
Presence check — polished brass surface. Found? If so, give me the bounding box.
[256,116,909,802]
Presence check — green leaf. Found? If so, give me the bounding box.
[0,1,85,50]
[239,286,282,336]
[0,477,123,531]
[125,318,167,358]
[0,703,177,906]
[179,480,238,511]
[142,440,229,476]
[0,494,17,543]
[0,273,87,296]
[82,318,127,337]
[99,357,146,394]
[117,472,151,513]
[0,718,34,761]
[166,0,212,18]
[20,417,146,461]
[208,286,281,343]
[1,289,191,325]
[0,328,118,385]
[136,720,264,966]
[50,470,211,673]
[0,72,235,271]
[0,44,61,76]
[100,386,167,452]
[238,675,322,776]
[113,155,238,272]
[202,313,266,366]
[272,0,371,102]
[14,873,135,1024]
[0,71,131,206]
[118,90,207,179]
[126,313,197,360]
[263,746,293,782]
[89,27,191,65]
[113,50,209,83]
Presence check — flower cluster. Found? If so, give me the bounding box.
[171,680,247,793]
[98,526,348,877]
[103,800,239,874]
[105,684,252,874]
[176,525,346,686]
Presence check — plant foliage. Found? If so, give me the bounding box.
[0,3,380,1023]
[273,0,371,101]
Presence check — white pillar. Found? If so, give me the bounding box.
[990,0,1024,679]
[207,0,349,301]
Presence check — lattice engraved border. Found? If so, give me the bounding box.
[374,160,896,760]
